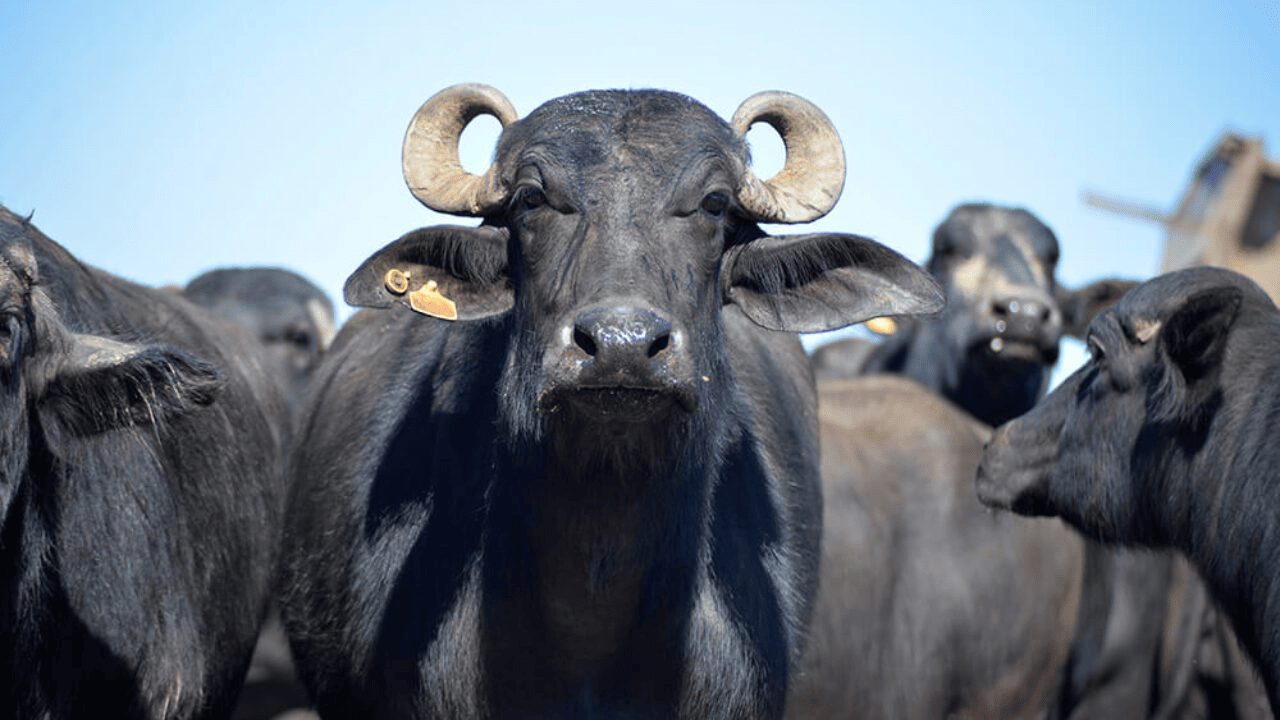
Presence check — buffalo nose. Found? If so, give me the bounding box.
[991,296,1053,323]
[572,306,673,364]
[988,294,1063,351]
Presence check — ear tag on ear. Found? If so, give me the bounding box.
[409,280,458,321]
[865,316,898,335]
[384,268,411,295]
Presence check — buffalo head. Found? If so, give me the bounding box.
[344,85,942,454]
[184,267,335,402]
[0,216,221,525]
[889,204,1136,426]
[976,267,1269,545]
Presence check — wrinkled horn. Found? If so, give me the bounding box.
[402,84,519,216]
[731,91,846,223]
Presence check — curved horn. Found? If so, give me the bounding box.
[731,92,846,223]
[402,84,519,216]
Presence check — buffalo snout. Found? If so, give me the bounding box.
[543,304,697,419]
[981,291,1063,363]
[974,438,1018,511]
[571,305,674,368]
[975,419,1058,517]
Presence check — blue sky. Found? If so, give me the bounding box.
[3,1,1278,383]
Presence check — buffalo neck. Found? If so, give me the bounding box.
[948,349,1046,427]
[871,323,1046,426]
[1175,319,1280,705]
[481,379,731,713]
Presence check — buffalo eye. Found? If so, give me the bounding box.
[517,187,547,211]
[284,327,313,350]
[700,192,729,218]
[0,314,20,363]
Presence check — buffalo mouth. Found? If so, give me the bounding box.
[975,466,1054,517]
[973,462,1015,511]
[975,441,1059,518]
[971,334,1059,366]
[539,384,697,423]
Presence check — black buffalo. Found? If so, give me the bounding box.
[279,84,941,718]
[181,268,334,720]
[795,205,1154,718]
[811,203,1131,427]
[0,206,285,718]
[183,267,335,402]
[977,267,1280,715]
[786,376,1085,718]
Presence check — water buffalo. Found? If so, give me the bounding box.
[795,205,1155,718]
[181,268,335,720]
[183,268,335,402]
[976,266,1280,715]
[0,206,286,718]
[787,376,1085,718]
[278,84,941,719]
[811,203,1132,427]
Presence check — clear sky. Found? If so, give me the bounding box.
[3,1,1278,384]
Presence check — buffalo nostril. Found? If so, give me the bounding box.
[573,327,599,357]
[647,331,671,358]
[992,298,1055,324]
[572,306,674,364]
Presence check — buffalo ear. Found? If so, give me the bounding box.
[1057,279,1139,338]
[722,233,943,333]
[38,335,223,436]
[1160,286,1243,382]
[343,225,512,320]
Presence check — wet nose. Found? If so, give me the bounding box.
[990,295,1059,336]
[572,306,673,368]
[991,296,1052,323]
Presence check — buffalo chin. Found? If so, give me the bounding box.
[537,385,700,484]
[975,464,1055,518]
[970,336,1059,366]
[540,384,697,422]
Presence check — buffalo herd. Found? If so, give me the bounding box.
[1,84,1276,720]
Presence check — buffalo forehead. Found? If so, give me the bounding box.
[186,267,330,305]
[991,234,1045,287]
[972,209,1055,268]
[942,207,1056,291]
[498,90,744,175]
[522,89,732,131]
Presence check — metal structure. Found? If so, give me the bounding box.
[1085,133,1280,301]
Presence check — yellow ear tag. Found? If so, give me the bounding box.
[409,280,458,321]
[865,316,898,336]
[384,268,411,295]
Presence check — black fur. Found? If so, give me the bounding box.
[800,204,1162,719]
[786,377,1088,719]
[0,205,286,719]
[183,267,337,720]
[977,266,1280,714]
[184,266,335,405]
[811,203,1131,428]
[280,89,939,719]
